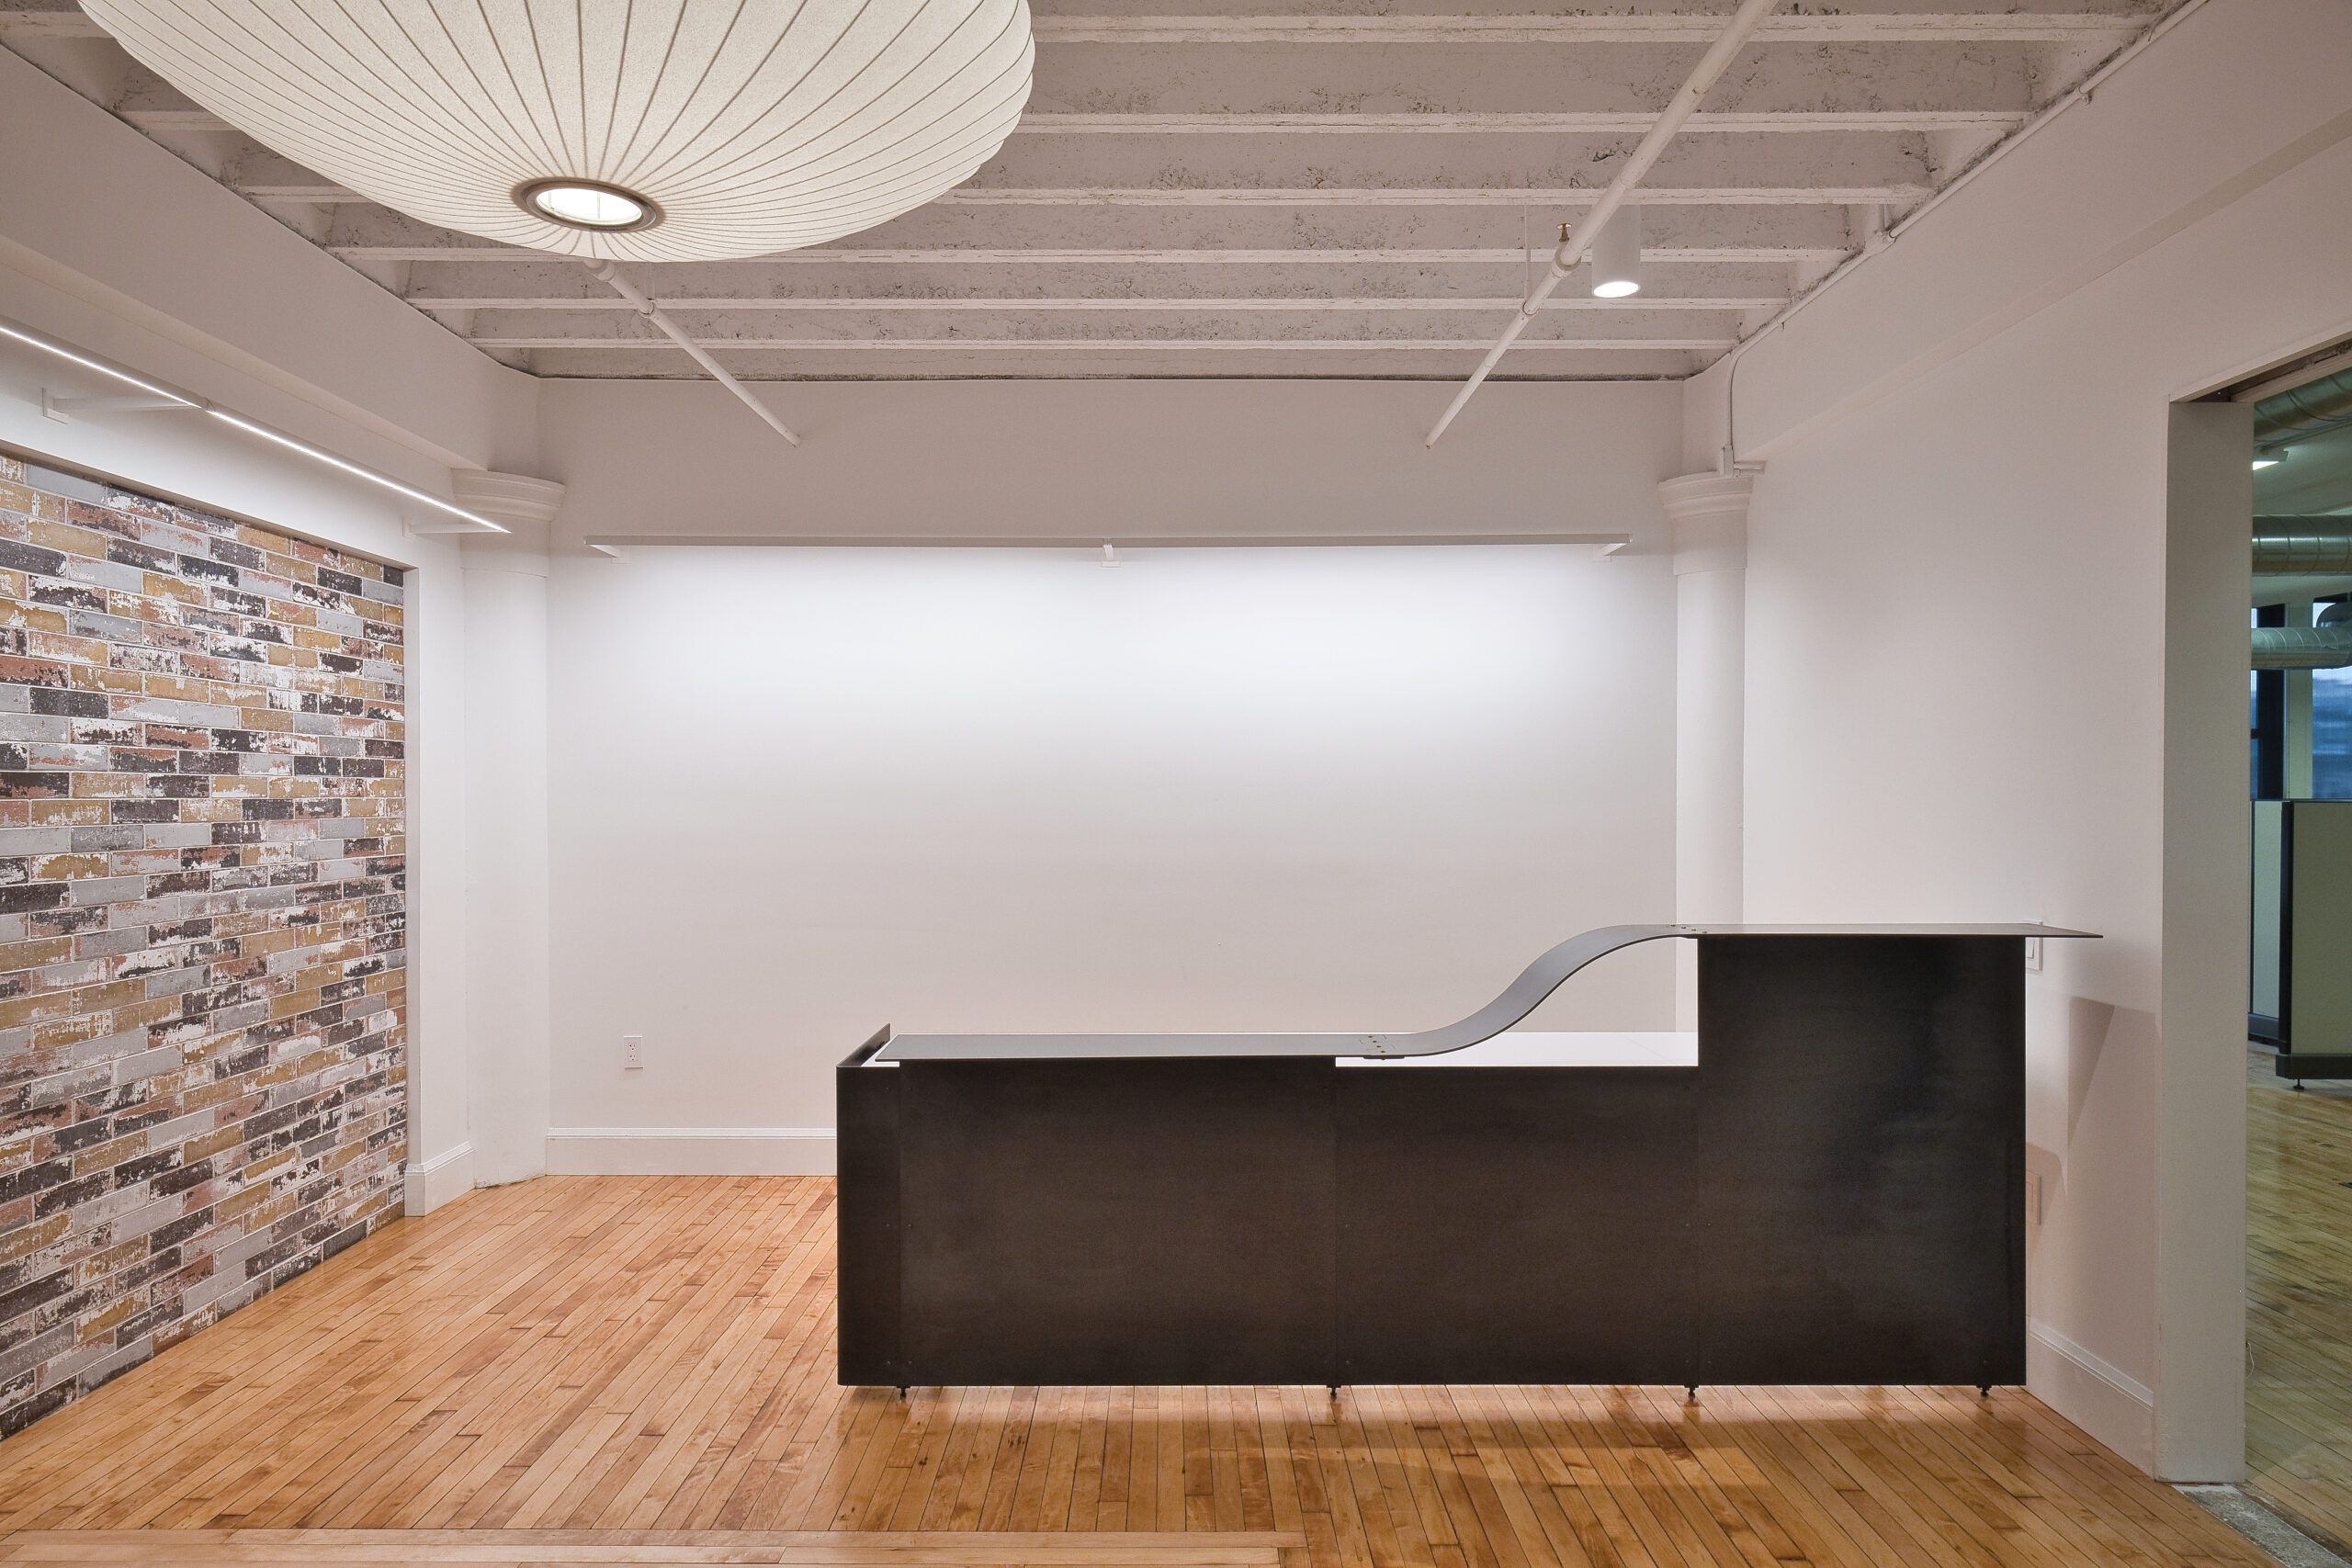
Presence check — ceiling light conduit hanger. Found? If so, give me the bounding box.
[1423,0,1785,449]
[0,313,507,533]
[584,260,802,449]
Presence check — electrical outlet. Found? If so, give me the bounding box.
[623,1034,643,1071]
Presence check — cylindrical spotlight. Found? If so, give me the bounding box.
[1589,207,1643,299]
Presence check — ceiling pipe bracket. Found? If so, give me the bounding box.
[583,259,803,449]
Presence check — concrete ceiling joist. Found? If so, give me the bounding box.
[130,107,2030,137]
[0,8,2157,45]
[334,246,1851,265]
[0,0,2165,383]
[1024,13,2150,45]
[471,336,1738,353]
[242,184,1933,209]
[416,295,1785,313]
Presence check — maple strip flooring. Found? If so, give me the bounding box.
[0,1174,2273,1567]
[2246,1047,2352,1555]
[0,1528,1298,1564]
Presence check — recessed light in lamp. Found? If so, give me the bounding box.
[516,179,662,233]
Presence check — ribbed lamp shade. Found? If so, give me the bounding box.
[79,0,1034,262]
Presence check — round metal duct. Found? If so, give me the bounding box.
[2253,626,2352,671]
[2253,535,2352,574]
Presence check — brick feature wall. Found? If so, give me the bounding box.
[0,453,406,1438]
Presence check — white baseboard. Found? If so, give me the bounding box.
[404,1140,475,1214]
[545,1126,838,1176]
[2028,1317,2155,1473]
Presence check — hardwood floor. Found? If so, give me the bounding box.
[0,1175,2271,1567]
[2247,1047,2352,1554]
[0,1529,1299,1564]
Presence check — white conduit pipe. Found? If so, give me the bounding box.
[584,259,803,448]
[1422,0,1783,449]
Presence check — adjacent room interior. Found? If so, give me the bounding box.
[0,1,2347,1564]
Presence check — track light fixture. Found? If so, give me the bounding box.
[0,313,504,532]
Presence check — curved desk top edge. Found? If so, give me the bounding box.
[865,923,2098,1063]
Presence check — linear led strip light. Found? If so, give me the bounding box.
[0,313,506,533]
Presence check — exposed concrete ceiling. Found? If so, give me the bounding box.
[1,0,2165,382]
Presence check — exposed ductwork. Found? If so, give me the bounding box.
[2256,366,2352,445]
[2254,626,2352,670]
[2254,528,2352,574]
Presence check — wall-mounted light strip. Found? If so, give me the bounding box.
[0,313,507,533]
[580,530,1634,556]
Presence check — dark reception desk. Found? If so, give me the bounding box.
[836,924,2091,1391]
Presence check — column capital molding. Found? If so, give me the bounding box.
[1657,470,1753,576]
[453,469,565,573]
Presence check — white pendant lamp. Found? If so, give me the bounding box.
[1587,207,1643,299]
[79,0,1035,263]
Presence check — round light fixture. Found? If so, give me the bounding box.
[516,179,661,233]
[1591,278,1643,299]
[79,0,1035,263]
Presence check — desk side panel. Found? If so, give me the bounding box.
[1693,935,2025,1386]
[836,1061,903,1386]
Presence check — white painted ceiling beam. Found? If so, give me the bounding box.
[1014,110,2028,134]
[340,245,1846,265]
[0,8,2156,46]
[248,183,1927,209]
[508,348,1718,380]
[131,106,2029,137]
[0,9,99,37]
[1026,14,2148,45]
[1018,44,2046,112]
[929,186,1932,207]
[123,48,2052,120]
[424,295,1784,312]
[471,335,1737,352]
[964,127,1947,184]
[318,198,1868,256]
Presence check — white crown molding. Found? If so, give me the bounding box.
[1657,470,1754,575]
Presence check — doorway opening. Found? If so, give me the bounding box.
[2240,344,2352,1551]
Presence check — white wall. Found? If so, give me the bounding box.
[544,539,1677,1170]
[534,378,1683,1170]
[1687,0,2352,1478]
[537,378,1678,548]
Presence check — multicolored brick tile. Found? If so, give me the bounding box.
[0,451,405,1438]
